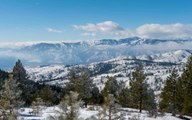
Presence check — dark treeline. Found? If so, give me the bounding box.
[0,56,192,119]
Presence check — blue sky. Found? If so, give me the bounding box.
[0,0,192,42]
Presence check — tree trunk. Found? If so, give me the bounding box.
[109,106,112,120]
[172,84,176,116]
[84,99,88,108]
[139,91,142,113]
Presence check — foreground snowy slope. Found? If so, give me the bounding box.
[18,106,191,120]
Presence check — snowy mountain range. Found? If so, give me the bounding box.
[1,37,192,69]
[25,51,187,101]
[1,37,192,99]
[24,50,192,103]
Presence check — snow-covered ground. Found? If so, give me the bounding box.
[18,106,191,120]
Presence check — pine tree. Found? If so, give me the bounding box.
[58,91,82,120]
[90,86,103,104]
[129,65,145,113]
[118,87,130,107]
[12,60,31,105]
[98,94,121,120]
[0,74,23,119]
[65,70,78,92]
[159,68,178,116]
[175,77,185,114]
[78,71,94,107]
[101,76,121,99]
[40,86,54,106]
[0,69,8,81]
[31,97,44,115]
[145,87,156,111]
[12,59,27,83]
[67,70,94,108]
[0,69,9,89]
[179,56,192,115]
[129,65,155,113]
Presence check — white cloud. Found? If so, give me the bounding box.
[81,33,96,37]
[136,23,192,39]
[47,28,62,33]
[73,21,131,37]
[74,21,192,39]
[73,21,124,32]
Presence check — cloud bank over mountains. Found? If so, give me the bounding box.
[74,21,192,39]
[137,23,192,39]
[1,37,192,69]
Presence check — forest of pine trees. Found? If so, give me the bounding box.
[0,57,192,119]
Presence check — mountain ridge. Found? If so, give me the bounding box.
[1,37,192,69]
[27,49,190,83]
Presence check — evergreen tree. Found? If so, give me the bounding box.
[0,69,9,89]
[65,70,78,92]
[129,65,155,113]
[118,87,130,107]
[58,91,82,120]
[146,88,156,112]
[159,68,178,116]
[175,77,185,114]
[12,60,27,83]
[78,71,94,107]
[12,60,31,105]
[66,70,94,107]
[0,69,9,81]
[90,86,103,104]
[40,86,54,106]
[98,94,121,120]
[101,76,121,98]
[49,85,65,105]
[179,56,192,115]
[31,97,44,115]
[0,74,23,119]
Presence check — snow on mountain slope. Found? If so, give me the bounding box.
[27,49,190,83]
[152,50,192,63]
[26,49,189,97]
[1,37,192,69]
[137,49,192,63]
